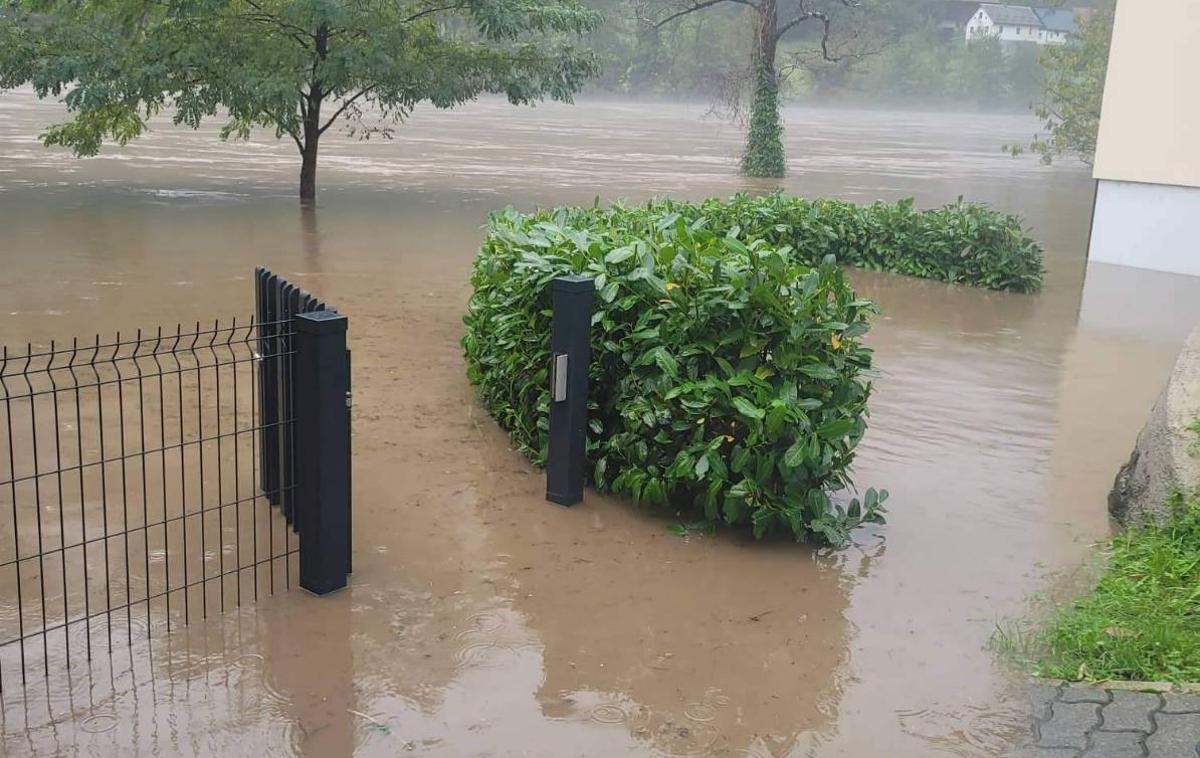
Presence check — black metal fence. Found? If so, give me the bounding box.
[254,268,351,593]
[0,268,351,688]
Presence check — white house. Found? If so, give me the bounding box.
[1087,0,1200,276]
[966,4,1045,43]
[964,4,1079,45]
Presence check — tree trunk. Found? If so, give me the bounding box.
[299,137,319,202]
[741,0,786,178]
[299,25,329,203]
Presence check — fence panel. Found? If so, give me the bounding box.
[0,320,298,687]
[0,267,351,689]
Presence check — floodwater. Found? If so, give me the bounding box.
[2,88,1200,757]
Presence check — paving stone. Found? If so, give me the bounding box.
[1101,690,1160,732]
[1161,694,1200,714]
[1084,730,1146,758]
[1030,681,1064,721]
[1062,686,1113,704]
[1041,702,1102,750]
[1145,711,1200,758]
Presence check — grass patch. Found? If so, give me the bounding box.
[1033,498,1200,683]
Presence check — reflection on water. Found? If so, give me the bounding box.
[2,87,1200,756]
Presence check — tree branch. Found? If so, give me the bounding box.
[402,4,468,24]
[319,86,376,134]
[654,0,753,28]
[776,0,859,62]
[239,0,316,48]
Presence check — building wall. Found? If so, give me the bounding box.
[1093,0,1200,189]
[1088,0,1200,276]
[1090,181,1200,277]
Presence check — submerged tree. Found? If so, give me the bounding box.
[0,0,601,201]
[647,0,861,177]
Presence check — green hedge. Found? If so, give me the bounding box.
[595,194,1044,293]
[464,203,888,545]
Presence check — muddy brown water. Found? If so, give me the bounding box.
[3,89,1200,757]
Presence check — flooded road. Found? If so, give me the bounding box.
[2,89,1200,756]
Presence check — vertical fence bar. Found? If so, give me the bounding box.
[48,344,71,669]
[250,318,261,602]
[193,323,207,621]
[2,347,26,684]
[210,321,225,615]
[229,320,242,609]
[545,276,594,506]
[280,284,297,529]
[23,344,51,672]
[113,333,133,647]
[263,275,280,506]
[293,311,351,595]
[255,270,266,496]
[174,325,190,626]
[92,336,114,651]
[284,287,299,589]
[69,340,92,660]
[133,330,152,646]
[345,347,352,575]
[153,328,171,631]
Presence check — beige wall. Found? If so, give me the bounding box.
[1093,0,1200,189]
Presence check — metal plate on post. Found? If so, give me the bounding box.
[552,353,569,402]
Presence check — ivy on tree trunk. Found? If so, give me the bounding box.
[650,0,860,179]
[742,67,786,177]
[742,0,785,176]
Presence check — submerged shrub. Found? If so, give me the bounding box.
[463,205,887,545]
[601,194,1045,293]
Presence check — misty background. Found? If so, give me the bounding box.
[577,0,1109,111]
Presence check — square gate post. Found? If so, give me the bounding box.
[293,310,351,595]
[546,276,594,506]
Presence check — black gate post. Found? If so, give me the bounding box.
[545,276,594,506]
[258,271,281,502]
[293,310,351,595]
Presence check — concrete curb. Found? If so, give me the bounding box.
[1039,678,1200,694]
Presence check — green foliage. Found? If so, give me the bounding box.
[741,65,786,178]
[1010,9,1114,164]
[582,0,750,96]
[463,201,889,545]
[833,33,1044,106]
[1034,498,1200,683]
[624,194,1043,293]
[0,0,601,197]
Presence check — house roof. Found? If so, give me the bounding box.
[979,3,1043,27]
[944,1,982,26]
[1035,7,1078,34]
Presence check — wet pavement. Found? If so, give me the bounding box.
[1009,683,1200,757]
[3,88,1200,756]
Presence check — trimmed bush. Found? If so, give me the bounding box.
[463,204,888,545]
[593,194,1045,293]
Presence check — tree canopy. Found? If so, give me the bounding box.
[1023,6,1113,164]
[0,0,601,199]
